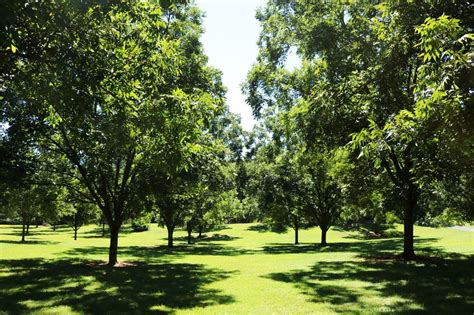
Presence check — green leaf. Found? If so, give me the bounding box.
[10,44,17,53]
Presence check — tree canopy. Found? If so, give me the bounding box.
[1,0,228,265]
[244,0,473,258]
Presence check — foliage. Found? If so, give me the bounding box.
[244,0,473,257]
[0,0,227,263]
[131,212,153,232]
[0,156,64,240]
[298,148,352,244]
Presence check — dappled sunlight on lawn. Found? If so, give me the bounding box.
[0,258,235,314]
[1,223,473,314]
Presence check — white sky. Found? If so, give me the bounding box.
[195,0,267,131]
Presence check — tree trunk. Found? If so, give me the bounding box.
[167,225,174,248]
[402,187,417,260]
[26,222,30,235]
[294,215,299,245]
[108,226,119,266]
[198,225,203,238]
[102,222,105,237]
[320,227,328,246]
[187,229,192,244]
[74,215,78,240]
[53,223,56,231]
[21,222,25,242]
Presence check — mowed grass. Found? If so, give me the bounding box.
[0,223,473,314]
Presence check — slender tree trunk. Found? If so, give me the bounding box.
[294,215,299,245]
[21,222,25,242]
[166,225,174,248]
[108,226,120,266]
[74,215,78,240]
[320,227,328,246]
[167,225,174,248]
[102,222,105,237]
[198,225,203,238]
[402,186,417,260]
[53,223,56,231]
[26,222,30,235]
[187,229,192,244]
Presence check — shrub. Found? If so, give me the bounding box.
[131,213,152,232]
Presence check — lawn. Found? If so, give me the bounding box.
[0,223,473,314]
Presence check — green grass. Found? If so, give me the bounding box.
[0,223,473,314]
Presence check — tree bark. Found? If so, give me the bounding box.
[53,223,56,231]
[21,222,25,242]
[294,215,299,245]
[187,229,192,244]
[198,225,203,238]
[108,226,119,266]
[26,222,30,235]
[320,227,328,246]
[74,215,78,240]
[167,225,174,248]
[402,186,417,260]
[102,222,105,237]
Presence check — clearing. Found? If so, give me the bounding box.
[0,223,472,314]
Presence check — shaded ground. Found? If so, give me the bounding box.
[0,259,234,314]
[266,255,473,314]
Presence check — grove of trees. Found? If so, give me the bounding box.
[243,0,473,259]
[0,0,472,265]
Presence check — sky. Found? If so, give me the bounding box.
[195,0,267,131]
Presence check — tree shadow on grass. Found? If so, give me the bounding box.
[62,243,256,262]
[63,237,446,262]
[0,225,89,237]
[0,226,51,237]
[261,237,446,258]
[172,233,241,244]
[0,258,235,314]
[207,225,232,233]
[265,254,474,314]
[345,229,404,240]
[246,224,288,234]
[80,225,134,239]
[0,239,59,245]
